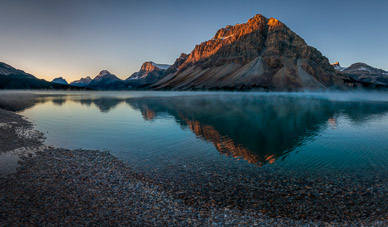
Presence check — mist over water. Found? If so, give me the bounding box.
[1,90,388,176]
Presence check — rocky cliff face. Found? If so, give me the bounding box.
[70,76,92,87]
[154,14,343,90]
[163,53,188,75]
[51,77,68,85]
[126,61,170,87]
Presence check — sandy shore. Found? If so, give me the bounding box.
[0,108,386,226]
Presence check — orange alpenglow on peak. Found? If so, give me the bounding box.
[154,13,343,90]
[247,14,266,23]
[268,17,282,27]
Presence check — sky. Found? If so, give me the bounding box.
[0,0,387,81]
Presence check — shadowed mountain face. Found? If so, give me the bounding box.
[330,62,388,89]
[51,77,68,85]
[342,63,388,86]
[70,77,92,87]
[155,14,344,90]
[0,62,77,89]
[86,70,127,90]
[126,62,171,88]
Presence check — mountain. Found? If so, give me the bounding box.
[0,62,36,79]
[153,14,344,90]
[51,77,68,85]
[126,61,171,88]
[0,62,76,89]
[164,53,189,76]
[330,62,346,71]
[70,76,92,87]
[338,63,388,86]
[86,70,126,90]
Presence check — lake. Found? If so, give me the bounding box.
[1,90,388,189]
[2,90,388,218]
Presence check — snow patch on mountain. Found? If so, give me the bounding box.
[151,62,170,70]
[70,76,92,87]
[212,34,235,41]
[358,66,372,72]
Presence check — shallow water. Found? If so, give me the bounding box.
[1,91,388,176]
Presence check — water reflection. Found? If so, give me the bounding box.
[126,96,388,165]
[1,92,388,167]
[127,96,333,165]
[0,94,123,113]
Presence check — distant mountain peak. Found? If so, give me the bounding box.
[139,61,171,73]
[70,76,92,87]
[125,61,171,87]
[97,70,111,77]
[92,70,121,82]
[86,70,122,89]
[349,62,376,70]
[51,77,68,85]
[341,62,388,86]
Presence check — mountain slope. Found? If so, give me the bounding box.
[163,53,188,76]
[154,14,343,90]
[342,63,388,85]
[86,70,126,90]
[126,61,171,87]
[70,76,92,87]
[51,77,68,85]
[0,62,75,89]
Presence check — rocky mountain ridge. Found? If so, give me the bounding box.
[0,62,35,79]
[51,77,68,85]
[0,62,78,89]
[154,14,343,90]
[332,62,388,86]
[85,70,125,90]
[1,14,387,90]
[70,76,92,87]
[126,61,171,88]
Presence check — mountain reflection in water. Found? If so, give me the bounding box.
[127,96,338,166]
[1,92,387,167]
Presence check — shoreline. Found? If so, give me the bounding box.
[0,108,387,226]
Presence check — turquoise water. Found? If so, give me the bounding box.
[3,91,388,175]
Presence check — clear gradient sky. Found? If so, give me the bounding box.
[0,0,387,81]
